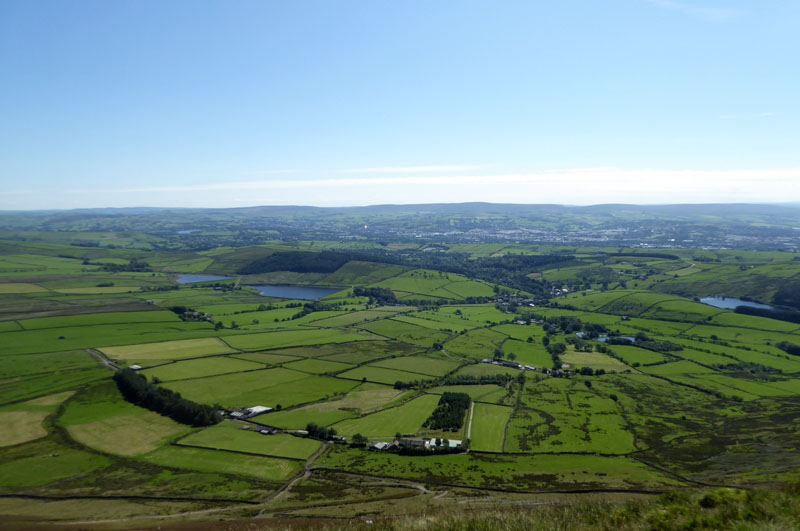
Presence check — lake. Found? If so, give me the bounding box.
[176,274,232,284]
[248,285,344,300]
[700,297,777,311]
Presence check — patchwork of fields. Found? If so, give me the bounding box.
[1,237,799,523]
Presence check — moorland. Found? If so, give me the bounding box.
[1,204,799,528]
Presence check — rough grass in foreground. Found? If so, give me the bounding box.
[301,485,800,530]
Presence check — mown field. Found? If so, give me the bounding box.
[0,236,799,524]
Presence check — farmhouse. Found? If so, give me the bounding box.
[397,437,431,449]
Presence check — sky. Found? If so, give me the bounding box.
[1,0,799,210]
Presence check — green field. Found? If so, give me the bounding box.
[470,403,512,452]
[370,355,463,377]
[177,423,322,460]
[358,318,451,347]
[141,445,301,482]
[337,365,428,385]
[59,382,192,456]
[221,329,375,351]
[100,337,236,363]
[140,356,264,381]
[1,236,800,523]
[331,394,441,436]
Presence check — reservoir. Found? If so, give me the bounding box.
[176,274,232,284]
[248,285,343,300]
[700,297,777,311]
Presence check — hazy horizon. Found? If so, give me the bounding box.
[2,1,798,209]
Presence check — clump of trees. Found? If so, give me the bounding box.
[103,258,152,272]
[113,368,220,427]
[776,341,800,357]
[423,392,471,431]
[353,286,397,305]
[305,422,338,440]
[238,251,350,274]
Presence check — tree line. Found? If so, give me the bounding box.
[113,368,221,427]
[423,392,471,431]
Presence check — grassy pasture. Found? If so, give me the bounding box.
[454,363,520,378]
[492,323,543,341]
[598,292,682,316]
[0,320,21,332]
[55,286,142,294]
[59,382,191,456]
[444,328,507,359]
[141,446,301,483]
[641,360,717,375]
[358,318,451,347]
[667,337,800,373]
[373,269,479,299]
[160,367,306,403]
[438,305,509,324]
[316,446,680,490]
[405,310,485,330]
[671,348,740,368]
[231,352,302,365]
[17,310,181,330]
[709,311,799,332]
[0,350,99,379]
[0,391,73,447]
[502,339,554,368]
[319,260,407,285]
[0,283,47,293]
[662,374,759,401]
[282,358,354,374]
[392,314,475,332]
[641,299,722,322]
[561,350,630,372]
[221,329,374,351]
[2,321,221,356]
[562,290,633,311]
[509,382,635,454]
[337,365,426,385]
[164,370,358,409]
[0,368,109,406]
[0,448,112,488]
[330,393,440,437]
[311,309,407,328]
[441,279,496,299]
[253,384,406,429]
[427,384,508,404]
[101,337,236,363]
[470,403,512,452]
[694,374,791,398]
[140,356,264,382]
[608,345,670,365]
[371,355,462,377]
[178,423,322,460]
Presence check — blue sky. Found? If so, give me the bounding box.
[1,0,798,209]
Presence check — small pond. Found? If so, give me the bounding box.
[699,297,777,311]
[176,274,232,284]
[248,285,344,300]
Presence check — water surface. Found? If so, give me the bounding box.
[700,297,776,311]
[176,274,232,284]
[248,285,343,300]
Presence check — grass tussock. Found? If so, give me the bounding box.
[262,484,800,531]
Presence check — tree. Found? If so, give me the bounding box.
[508,352,517,362]
[542,336,550,346]
[351,433,368,448]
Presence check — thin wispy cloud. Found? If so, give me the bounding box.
[716,112,776,120]
[646,0,745,21]
[8,168,793,206]
[338,165,485,174]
